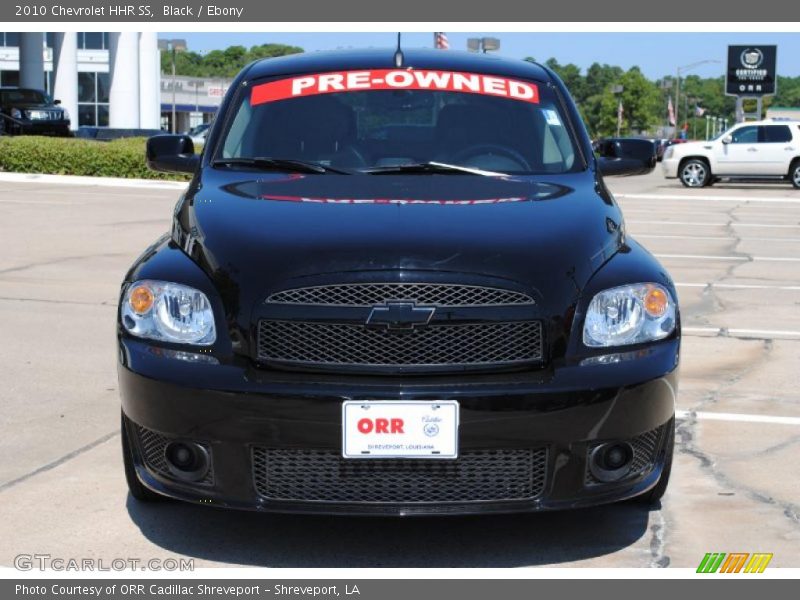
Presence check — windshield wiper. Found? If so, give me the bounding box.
[212,157,351,174]
[361,161,507,177]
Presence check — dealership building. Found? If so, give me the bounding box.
[0,32,230,132]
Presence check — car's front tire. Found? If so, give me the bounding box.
[638,419,675,506]
[679,158,711,188]
[121,412,164,502]
[790,160,800,190]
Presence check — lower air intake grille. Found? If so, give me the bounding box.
[252,448,548,503]
[585,424,666,486]
[135,425,213,486]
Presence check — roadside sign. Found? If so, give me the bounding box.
[726,45,777,96]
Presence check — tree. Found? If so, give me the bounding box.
[161,43,304,78]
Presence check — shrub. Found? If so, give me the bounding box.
[0,136,190,181]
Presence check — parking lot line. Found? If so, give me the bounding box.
[682,326,800,340]
[638,234,800,242]
[627,220,800,229]
[675,409,800,427]
[655,253,800,262]
[675,282,800,291]
[617,193,800,204]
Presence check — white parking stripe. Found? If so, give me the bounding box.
[638,234,800,242]
[656,253,800,262]
[675,410,800,426]
[676,282,800,291]
[683,326,800,340]
[627,220,800,229]
[617,193,800,204]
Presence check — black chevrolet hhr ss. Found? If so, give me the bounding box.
[118,48,678,515]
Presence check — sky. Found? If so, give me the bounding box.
[158,32,800,79]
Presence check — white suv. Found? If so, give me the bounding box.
[662,119,800,189]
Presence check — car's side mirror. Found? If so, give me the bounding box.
[597,139,656,177]
[54,99,61,105]
[721,135,732,144]
[146,134,199,174]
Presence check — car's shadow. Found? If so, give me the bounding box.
[126,496,655,567]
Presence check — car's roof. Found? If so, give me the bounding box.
[243,48,552,83]
[736,118,800,126]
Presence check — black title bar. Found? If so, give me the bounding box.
[3,0,800,22]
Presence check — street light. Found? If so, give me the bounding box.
[467,37,500,53]
[158,38,187,133]
[674,59,720,139]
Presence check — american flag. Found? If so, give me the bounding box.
[434,32,449,50]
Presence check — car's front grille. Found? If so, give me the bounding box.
[584,424,666,486]
[252,448,548,503]
[266,283,534,306]
[26,109,62,121]
[135,425,213,486]
[257,319,543,371]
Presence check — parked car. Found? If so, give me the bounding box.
[594,137,658,173]
[119,48,679,515]
[187,122,211,148]
[0,87,71,136]
[662,119,800,188]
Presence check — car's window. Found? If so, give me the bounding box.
[218,69,578,174]
[762,125,792,143]
[730,126,759,144]
[0,89,51,105]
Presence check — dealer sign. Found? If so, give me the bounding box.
[726,45,777,96]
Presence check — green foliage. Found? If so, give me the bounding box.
[0,136,189,181]
[530,56,800,139]
[162,43,304,78]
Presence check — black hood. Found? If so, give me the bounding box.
[173,169,623,333]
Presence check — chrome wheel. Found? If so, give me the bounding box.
[792,164,800,189]
[681,161,708,187]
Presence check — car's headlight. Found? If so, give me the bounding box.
[121,280,216,345]
[583,283,676,348]
[663,146,674,160]
[61,108,70,121]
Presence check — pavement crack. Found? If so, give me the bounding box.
[648,509,670,567]
[0,430,119,493]
[0,252,129,276]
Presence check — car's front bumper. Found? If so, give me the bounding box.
[11,120,71,136]
[118,336,678,516]
[661,157,680,178]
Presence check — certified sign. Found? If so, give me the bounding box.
[726,45,777,96]
[342,400,459,459]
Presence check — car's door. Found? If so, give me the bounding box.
[715,125,761,175]
[759,125,796,175]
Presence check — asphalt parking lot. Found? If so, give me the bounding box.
[1,170,798,569]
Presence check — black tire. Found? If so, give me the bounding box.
[639,419,675,505]
[790,160,800,190]
[121,412,164,502]
[679,158,711,188]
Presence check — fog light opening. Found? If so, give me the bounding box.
[589,442,634,483]
[164,441,210,482]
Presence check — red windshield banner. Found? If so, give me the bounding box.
[250,69,540,105]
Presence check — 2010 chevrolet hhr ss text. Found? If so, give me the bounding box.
[118,48,679,515]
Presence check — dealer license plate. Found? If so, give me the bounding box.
[342,400,459,459]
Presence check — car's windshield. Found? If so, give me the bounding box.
[217,69,579,175]
[1,89,51,105]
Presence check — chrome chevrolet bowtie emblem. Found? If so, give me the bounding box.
[365,302,436,331]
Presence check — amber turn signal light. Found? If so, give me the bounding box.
[129,284,155,315]
[644,287,669,317]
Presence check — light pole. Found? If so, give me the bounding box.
[157,38,187,133]
[612,85,624,137]
[675,59,720,140]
